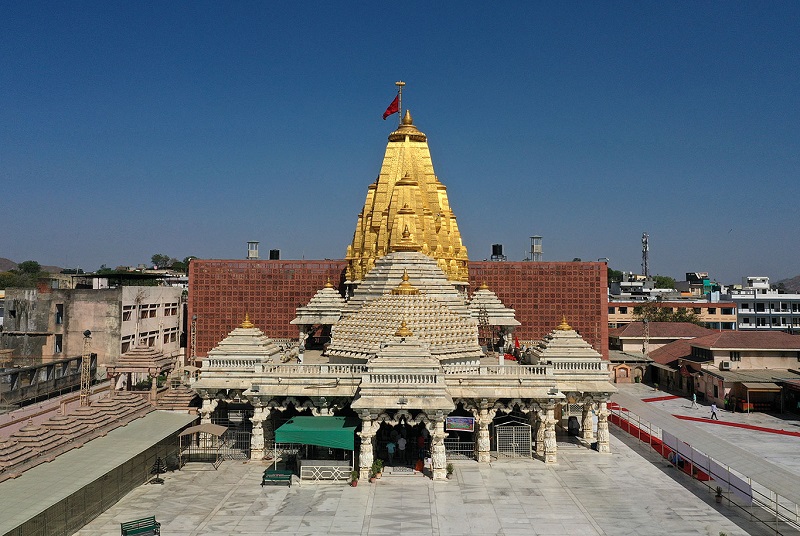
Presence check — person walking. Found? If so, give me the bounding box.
[710,403,719,420]
[386,441,396,467]
[691,393,697,409]
[397,436,407,464]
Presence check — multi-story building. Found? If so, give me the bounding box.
[0,284,183,369]
[607,301,736,330]
[731,276,800,332]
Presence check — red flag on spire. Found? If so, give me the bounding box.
[383,95,399,120]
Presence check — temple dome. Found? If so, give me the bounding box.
[531,318,603,363]
[343,251,472,319]
[327,275,482,364]
[291,281,347,326]
[468,284,521,327]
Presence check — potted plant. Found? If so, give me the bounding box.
[350,470,359,487]
[371,459,384,479]
[446,463,454,479]
[715,486,723,503]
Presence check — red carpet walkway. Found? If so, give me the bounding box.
[641,395,682,402]
[674,414,800,437]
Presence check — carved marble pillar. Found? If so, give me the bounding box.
[249,405,268,460]
[430,419,447,480]
[581,402,595,441]
[543,402,558,464]
[474,408,495,463]
[199,398,219,447]
[357,415,375,480]
[535,409,545,458]
[596,401,611,453]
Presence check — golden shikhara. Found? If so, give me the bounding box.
[346,110,469,283]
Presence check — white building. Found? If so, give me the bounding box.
[731,276,800,332]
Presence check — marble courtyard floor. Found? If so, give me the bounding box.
[73,430,780,536]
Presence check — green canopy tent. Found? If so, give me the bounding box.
[275,416,357,450]
[273,416,358,473]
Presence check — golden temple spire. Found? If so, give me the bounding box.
[345,105,469,283]
[241,313,255,329]
[479,281,489,290]
[556,316,572,331]
[324,277,333,288]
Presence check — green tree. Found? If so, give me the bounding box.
[652,275,676,289]
[634,302,701,325]
[97,264,115,274]
[607,267,624,283]
[17,260,41,275]
[150,254,173,268]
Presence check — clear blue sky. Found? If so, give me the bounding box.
[2,2,799,283]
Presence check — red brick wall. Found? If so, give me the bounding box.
[469,261,608,359]
[188,259,608,359]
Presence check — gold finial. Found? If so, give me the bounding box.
[402,226,411,239]
[402,109,413,125]
[479,281,489,290]
[324,277,333,289]
[391,269,419,295]
[556,316,572,331]
[241,313,255,329]
[395,320,413,337]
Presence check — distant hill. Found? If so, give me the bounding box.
[0,258,63,274]
[776,275,800,293]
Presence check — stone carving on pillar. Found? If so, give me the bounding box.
[543,402,558,464]
[596,400,611,453]
[357,412,376,480]
[535,409,545,457]
[472,403,497,464]
[200,398,218,425]
[430,416,447,480]
[582,401,595,441]
[249,405,269,461]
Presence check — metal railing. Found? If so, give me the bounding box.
[609,404,800,534]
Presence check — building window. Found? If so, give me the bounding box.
[740,302,750,311]
[55,334,63,353]
[123,305,134,321]
[693,307,702,314]
[730,351,741,362]
[713,384,719,398]
[55,304,64,325]
[772,317,780,325]
[619,307,628,314]
[742,317,751,325]
[756,303,765,312]
[708,308,716,314]
[164,303,179,316]
[722,308,733,315]
[121,334,134,354]
[139,304,159,319]
[757,318,767,326]
[608,307,615,314]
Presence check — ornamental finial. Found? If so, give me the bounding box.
[241,313,255,329]
[395,320,413,337]
[556,316,572,331]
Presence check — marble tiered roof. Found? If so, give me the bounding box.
[290,279,347,326]
[468,282,521,326]
[206,315,282,362]
[111,345,174,374]
[532,318,604,363]
[343,251,472,319]
[197,316,284,385]
[328,273,482,364]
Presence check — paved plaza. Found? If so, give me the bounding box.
[77,434,777,536]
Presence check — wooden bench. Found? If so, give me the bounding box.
[261,469,293,487]
[120,516,160,535]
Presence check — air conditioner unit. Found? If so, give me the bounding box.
[719,361,731,371]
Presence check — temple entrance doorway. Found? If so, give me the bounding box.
[210,402,252,460]
[494,417,532,458]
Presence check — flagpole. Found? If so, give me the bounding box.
[395,80,405,124]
